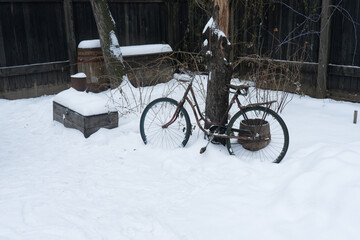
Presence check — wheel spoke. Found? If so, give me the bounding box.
[140,98,191,149]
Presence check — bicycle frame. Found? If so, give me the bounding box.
[162,76,275,140]
[140,72,289,163]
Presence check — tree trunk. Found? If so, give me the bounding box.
[214,0,230,36]
[90,0,125,88]
[203,1,232,129]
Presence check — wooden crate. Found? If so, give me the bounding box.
[123,53,173,87]
[77,43,174,90]
[53,101,118,138]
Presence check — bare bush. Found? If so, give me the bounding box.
[234,51,305,113]
[100,51,207,116]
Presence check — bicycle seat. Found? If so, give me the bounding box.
[227,84,249,90]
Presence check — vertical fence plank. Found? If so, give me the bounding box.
[0,15,6,67]
[316,0,332,98]
[63,0,77,74]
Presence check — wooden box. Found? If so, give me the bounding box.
[77,42,174,90]
[53,101,118,138]
[123,53,173,87]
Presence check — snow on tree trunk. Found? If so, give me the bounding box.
[90,0,125,88]
[203,3,232,128]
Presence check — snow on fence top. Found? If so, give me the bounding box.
[78,40,173,57]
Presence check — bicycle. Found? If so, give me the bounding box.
[139,72,289,163]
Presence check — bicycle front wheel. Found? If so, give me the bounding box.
[140,98,191,149]
[226,106,289,163]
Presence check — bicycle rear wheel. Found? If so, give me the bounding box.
[226,106,289,163]
[140,98,191,149]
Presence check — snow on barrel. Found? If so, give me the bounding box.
[77,40,108,93]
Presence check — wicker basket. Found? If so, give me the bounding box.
[238,119,271,151]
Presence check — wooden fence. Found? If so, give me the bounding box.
[0,0,360,101]
[233,0,360,101]
[0,0,189,99]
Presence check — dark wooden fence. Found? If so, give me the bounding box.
[328,0,360,99]
[232,0,360,100]
[0,0,191,99]
[0,1,69,98]
[1,0,360,101]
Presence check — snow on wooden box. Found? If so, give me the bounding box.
[53,88,118,138]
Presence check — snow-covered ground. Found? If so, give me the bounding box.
[1,78,360,240]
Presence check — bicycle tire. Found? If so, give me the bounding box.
[140,97,191,149]
[226,106,289,163]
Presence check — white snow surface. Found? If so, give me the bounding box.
[203,39,208,47]
[109,30,123,61]
[78,39,172,57]
[54,88,117,116]
[78,39,101,49]
[70,72,86,78]
[1,77,360,240]
[203,17,216,34]
[120,44,173,57]
[203,17,231,46]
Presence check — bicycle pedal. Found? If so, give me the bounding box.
[209,125,226,134]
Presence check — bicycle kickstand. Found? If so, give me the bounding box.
[200,135,214,154]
